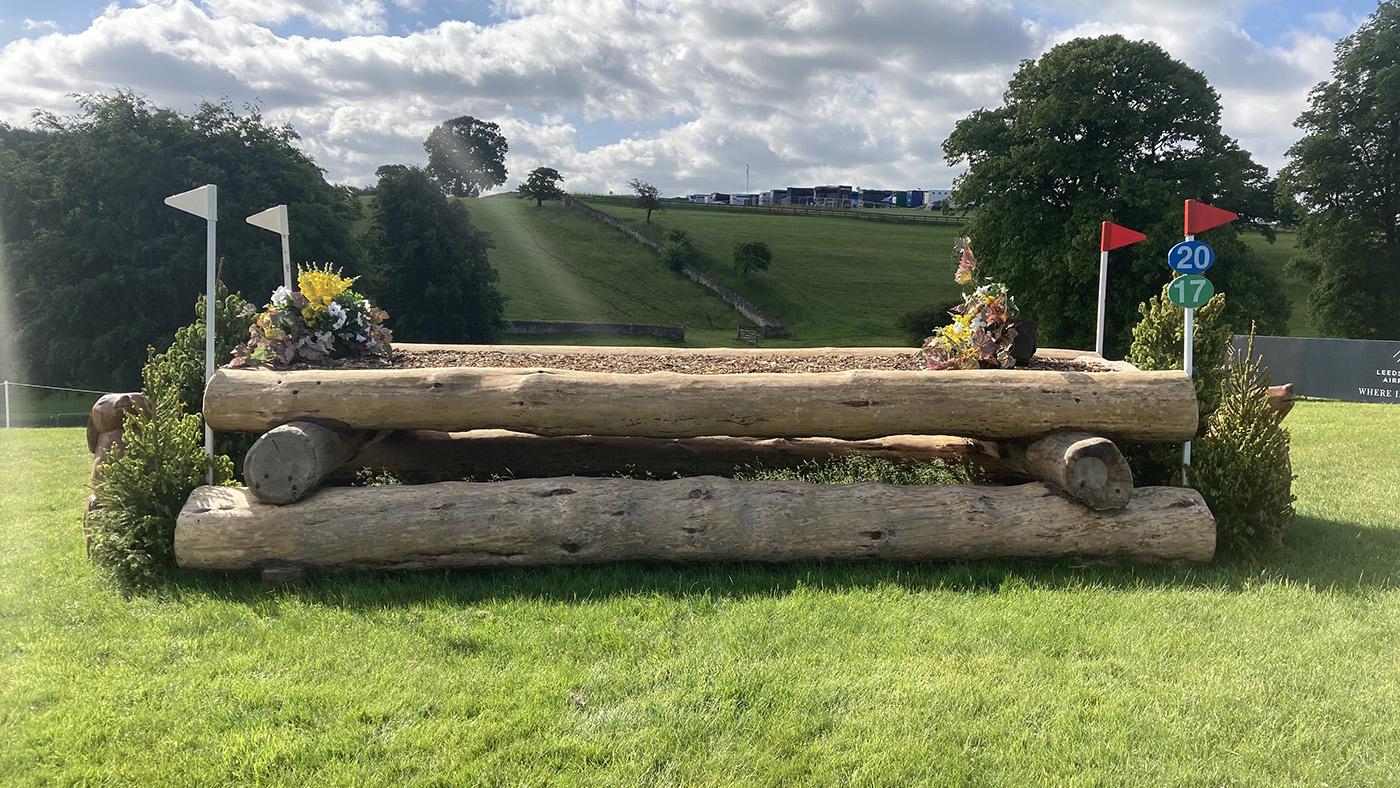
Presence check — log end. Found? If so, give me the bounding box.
[1066,437,1134,511]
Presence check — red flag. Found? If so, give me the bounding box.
[1184,200,1237,235]
[1101,221,1147,252]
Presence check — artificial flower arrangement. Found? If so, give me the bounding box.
[231,263,392,368]
[920,238,1020,370]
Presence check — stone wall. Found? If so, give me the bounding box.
[507,321,684,342]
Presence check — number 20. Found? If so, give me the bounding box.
[1173,245,1211,270]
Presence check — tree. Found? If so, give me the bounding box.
[662,228,694,272]
[516,166,565,207]
[943,35,1290,355]
[629,179,664,223]
[424,116,509,198]
[1278,0,1400,340]
[0,91,361,390]
[733,240,772,277]
[362,165,505,343]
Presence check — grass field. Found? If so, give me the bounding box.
[2,401,1398,786]
[466,199,744,347]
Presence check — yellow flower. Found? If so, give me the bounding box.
[298,269,355,319]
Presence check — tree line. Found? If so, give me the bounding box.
[0,98,516,390]
[2,6,1397,390]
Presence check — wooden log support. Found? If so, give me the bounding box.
[203,367,1198,442]
[328,430,1020,484]
[1001,431,1134,511]
[243,421,374,504]
[174,478,1216,571]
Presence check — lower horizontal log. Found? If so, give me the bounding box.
[175,478,1216,571]
[329,430,1020,483]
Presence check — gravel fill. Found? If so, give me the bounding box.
[257,347,1114,374]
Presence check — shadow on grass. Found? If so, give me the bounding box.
[164,513,1400,610]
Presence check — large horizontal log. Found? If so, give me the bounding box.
[328,430,1019,483]
[174,478,1215,570]
[203,367,1197,442]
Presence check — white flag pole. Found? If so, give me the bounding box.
[1096,249,1109,357]
[247,205,292,290]
[1183,232,1194,485]
[165,184,218,484]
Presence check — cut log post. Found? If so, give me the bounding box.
[203,367,1198,442]
[327,430,1020,484]
[243,421,378,504]
[1000,431,1134,511]
[175,479,1215,570]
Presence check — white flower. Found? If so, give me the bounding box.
[327,300,348,330]
[270,285,294,307]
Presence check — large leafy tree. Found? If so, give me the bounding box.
[944,35,1289,355]
[516,166,565,207]
[424,115,509,198]
[1278,1,1400,340]
[0,91,361,389]
[361,165,505,343]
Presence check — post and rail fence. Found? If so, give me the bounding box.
[2,380,106,428]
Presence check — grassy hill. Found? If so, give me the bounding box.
[577,203,969,346]
[1239,230,1312,337]
[464,198,751,346]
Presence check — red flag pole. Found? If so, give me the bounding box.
[1097,222,1147,357]
[1180,200,1237,483]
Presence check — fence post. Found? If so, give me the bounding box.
[4,380,8,429]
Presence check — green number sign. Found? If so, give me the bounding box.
[1167,275,1215,308]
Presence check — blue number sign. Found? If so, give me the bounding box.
[1168,240,1215,274]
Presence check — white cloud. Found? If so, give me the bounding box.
[201,0,389,34]
[0,0,1365,195]
[22,19,62,33]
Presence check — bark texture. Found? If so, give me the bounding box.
[243,421,373,504]
[1002,431,1134,510]
[175,478,1215,571]
[203,367,1197,442]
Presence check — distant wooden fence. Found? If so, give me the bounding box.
[573,194,971,226]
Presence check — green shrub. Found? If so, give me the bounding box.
[736,455,983,486]
[154,283,256,412]
[662,228,694,272]
[152,284,257,477]
[894,301,962,347]
[89,350,234,591]
[1122,281,1231,485]
[1127,281,1231,421]
[1191,336,1296,556]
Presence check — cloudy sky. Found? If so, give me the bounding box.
[0,0,1380,196]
